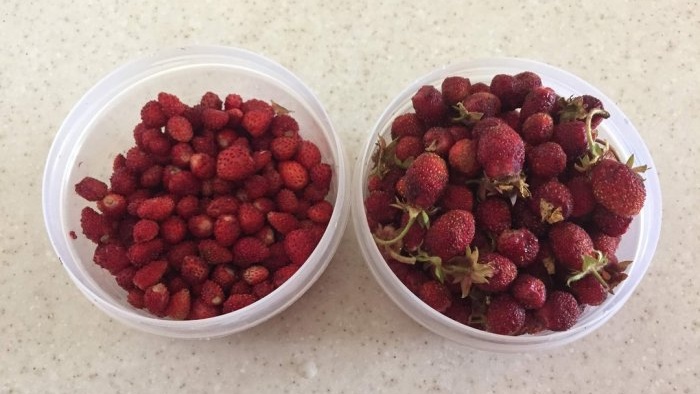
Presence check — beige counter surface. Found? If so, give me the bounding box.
[1,1,698,393]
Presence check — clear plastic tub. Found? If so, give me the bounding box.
[43,45,350,338]
[352,58,662,352]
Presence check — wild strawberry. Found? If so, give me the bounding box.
[201,108,229,130]
[187,214,213,238]
[461,92,501,118]
[569,274,607,306]
[141,128,171,156]
[552,121,588,161]
[127,288,145,309]
[126,189,152,217]
[238,203,265,235]
[242,175,269,200]
[230,280,252,295]
[475,197,512,235]
[514,71,542,97]
[527,142,566,179]
[485,294,526,335]
[261,242,290,271]
[140,100,167,128]
[510,274,546,309]
[188,153,216,179]
[444,298,472,325]
[270,113,300,137]
[241,98,274,116]
[181,255,210,284]
[222,293,257,313]
[127,239,164,267]
[165,288,191,320]
[424,210,475,263]
[498,110,521,132]
[441,76,471,105]
[200,280,225,306]
[252,280,275,298]
[592,206,632,237]
[489,74,520,111]
[270,136,299,161]
[284,229,317,265]
[566,176,596,218]
[75,176,108,201]
[448,138,480,177]
[476,123,527,194]
[165,240,197,270]
[496,228,540,268]
[529,180,574,224]
[242,265,270,285]
[520,112,554,145]
[309,163,332,189]
[167,276,188,294]
[198,239,233,264]
[217,145,256,181]
[157,92,187,117]
[233,237,270,267]
[133,219,159,243]
[132,260,168,290]
[520,86,557,121]
[422,127,455,157]
[294,140,322,170]
[191,132,218,157]
[115,267,136,290]
[266,211,299,235]
[255,225,275,246]
[137,196,175,221]
[165,169,200,196]
[139,165,163,188]
[97,193,128,218]
[307,201,333,224]
[165,116,193,142]
[390,113,425,139]
[439,185,474,212]
[591,232,620,260]
[418,281,452,313]
[470,117,506,139]
[242,109,273,137]
[80,207,113,244]
[590,158,646,217]
[211,264,237,290]
[535,290,580,331]
[144,283,170,316]
[412,85,448,126]
[394,135,423,162]
[469,82,490,93]
[404,152,448,209]
[475,252,517,292]
[278,161,309,191]
[548,222,594,271]
[302,183,329,203]
[175,195,200,219]
[109,167,138,196]
[213,215,241,247]
[93,243,130,274]
[188,299,220,320]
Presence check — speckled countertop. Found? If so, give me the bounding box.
[1,1,699,393]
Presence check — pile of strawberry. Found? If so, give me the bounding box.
[75,91,333,320]
[365,73,647,335]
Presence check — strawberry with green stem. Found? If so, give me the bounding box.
[575,107,611,172]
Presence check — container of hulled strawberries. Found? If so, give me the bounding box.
[353,58,661,352]
[42,46,350,338]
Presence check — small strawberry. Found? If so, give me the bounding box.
[189,153,216,179]
[527,142,566,179]
[127,288,145,309]
[535,291,580,331]
[441,76,471,105]
[187,214,213,238]
[144,283,170,316]
[139,165,163,188]
[489,74,521,111]
[97,193,128,218]
[403,152,449,209]
[514,71,542,101]
[217,145,256,182]
[198,239,233,264]
[412,85,448,126]
[270,113,300,137]
[157,92,187,117]
[167,276,188,294]
[132,219,159,243]
[496,228,540,268]
[519,86,558,121]
[206,196,239,217]
[590,158,646,217]
[439,185,474,212]
[200,280,225,306]
[307,201,333,224]
[528,180,574,224]
[390,113,425,139]
[252,280,275,298]
[213,214,241,247]
[475,252,517,293]
[448,138,480,177]
[222,293,258,313]
[109,167,138,196]
[552,121,588,161]
[418,280,452,313]
[278,160,310,191]
[267,211,300,235]
[476,123,527,195]
[140,100,167,128]
[176,195,201,219]
[242,109,273,137]
[165,241,197,270]
[510,274,546,309]
[188,299,220,320]
[75,176,108,201]
[475,197,512,235]
[181,255,210,284]
[132,260,168,290]
[202,108,229,130]
[211,264,237,290]
[200,92,223,109]
[127,239,165,267]
[295,140,322,170]
[283,229,317,265]
[165,288,191,320]
[140,128,171,156]
[165,116,193,142]
[461,92,502,118]
[270,136,300,161]
[520,112,554,145]
[592,206,632,237]
[136,196,175,221]
[273,264,300,287]
[591,232,620,261]
[548,222,594,271]
[566,175,596,218]
[93,243,130,274]
[233,237,271,267]
[242,265,270,285]
[569,274,607,306]
[238,203,265,235]
[485,294,526,335]
[224,93,242,110]
[80,207,113,244]
[422,127,455,157]
[424,210,475,263]
[393,135,423,163]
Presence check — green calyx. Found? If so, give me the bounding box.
[444,247,494,298]
[451,102,484,126]
[478,172,531,200]
[566,250,609,288]
[575,108,611,172]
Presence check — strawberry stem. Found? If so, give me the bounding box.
[575,108,611,172]
[372,206,421,246]
[566,250,609,289]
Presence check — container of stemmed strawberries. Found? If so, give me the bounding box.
[353,58,661,352]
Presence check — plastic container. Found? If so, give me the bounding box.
[43,45,350,338]
[352,58,662,352]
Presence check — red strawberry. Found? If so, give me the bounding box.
[165,116,193,142]
[284,229,317,265]
[441,76,471,105]
[115,267,136,290]
[139,165,163,188]
[200,280,225,306]
[269,113,299,137]
[527,142,566,179]
[404,152,448,209]
[205,196,238,217]
[496,228,540,268]
[75,176,108,201]
[165,288,191,320]
[510,274,546,309]
[307,201,333,224]
[309,163,332,189]
[242,265,270,285]
[448,138,480,177]
[132,260,168,290]
[252,280,275,298]
[535,291,580,331]
[566,176,596,218]
[520,86,558,121]
[136,196,175,221]
[198,239,233,264]
[422,127,455,157]
[198,91,222,109]
[592,206,632,237]
[273,264,300,287]
[528,180,574,224]
[242,109,273,137]
[394,136,423,162]
[489,74,520,111]
[475,253,517,293]
[569,274,607,306]
[498,110,521,132]
[267,211,300,235]
[444,298,472,325]
[127,239,165,267]
[175,195,200,219]
[127,288,145,309]
[187,214,213,238]
[133,219,159,243]
[590,158,646,217]
[591,232,620,261]
[520,112,554,145]
[167,276,188,294]
[471,117,507,139]
[295,140,322,170]
[217,145,256,181]
[238,203,265,235]
[140,100,167,128]
[109,167,138,196]
[476,123,526,190]
[97,193,128,218]
[222,293,257,313]
[144,283,170,316]
[462,91,502,118]
[243,175,269,200]
[475,197,512,235]
[188,299,220,320]
[390,113,425,139]
[270,136,300,161]
[140,128,170,156]
[548,222,594,271]
[213,214,241,247]
[552,121,588,161]
[241,98,275,116]
[233,237,270,267]
[439,185,474,212]
[80,207,113,244]
[418,281,452,313]
[423,210,475,263]
[165,169,200,196]
[278,161,309,191]
[189,153,216,179]
[157,92,186,117]
[158,216,185,244]
[165,241,197,270]
[181,255,210,284]
[211,264,237,290]
[202,108,229,130]
[93,243,130,274]
[485,294,526,335]
[412,85,448,126]
[514,71,542,99]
